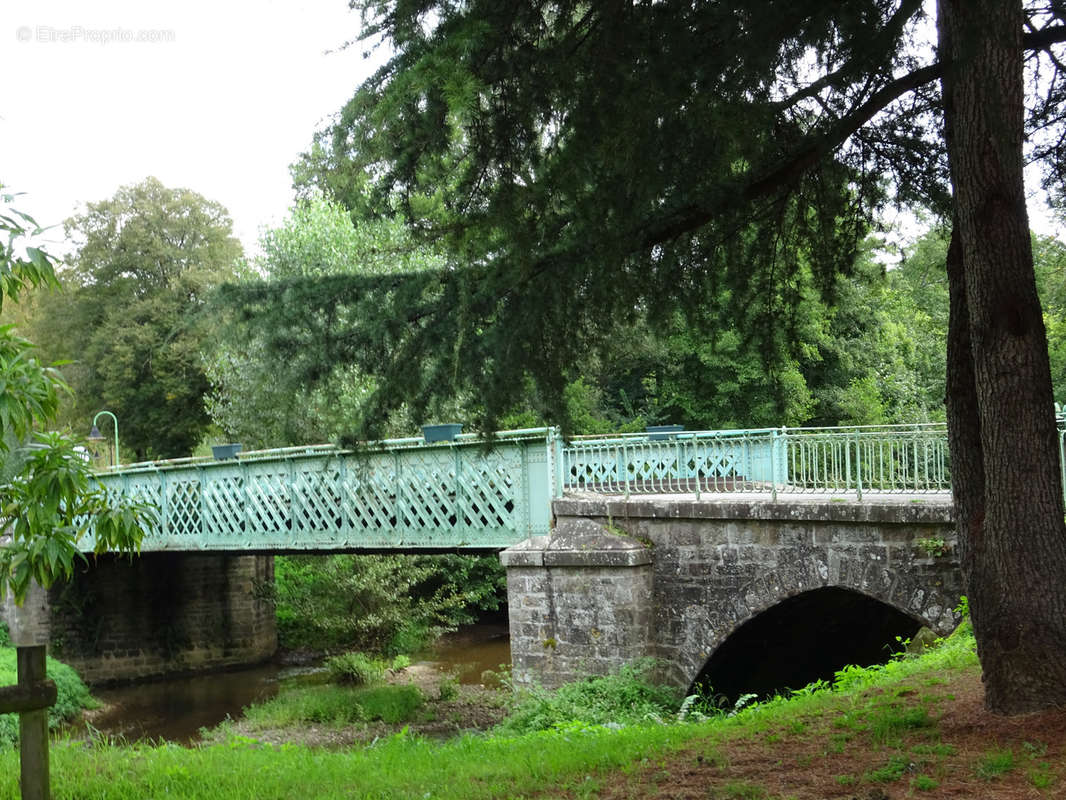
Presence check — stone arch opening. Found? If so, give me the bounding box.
[692,586,922,703]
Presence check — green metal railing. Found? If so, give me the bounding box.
[88,421,1066,552]
[92,429,558,552]
[561,424,952,500]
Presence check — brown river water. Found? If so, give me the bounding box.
[72,623,510,745]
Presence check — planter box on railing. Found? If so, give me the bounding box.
[422,424,463,443]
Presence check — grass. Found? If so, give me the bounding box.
[236,684,425,728]
[2,617,1060,800]
[324,652,387,686]
[975,746,1016,780]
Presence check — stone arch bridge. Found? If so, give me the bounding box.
[501,495,960,693]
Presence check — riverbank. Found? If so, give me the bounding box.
[200,663,510,748]
[3,623,1065,798]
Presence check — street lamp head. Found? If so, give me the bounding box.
[88,424,104,442]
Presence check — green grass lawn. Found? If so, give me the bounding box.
[0,626,1001,800]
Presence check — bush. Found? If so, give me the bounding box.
[0,623,9,648]
[327,652,387,686]
[0,647,96,748]
[497,660,680,735]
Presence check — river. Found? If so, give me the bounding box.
[72,623,510,745]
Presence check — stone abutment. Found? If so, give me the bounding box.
[502,496,961,691]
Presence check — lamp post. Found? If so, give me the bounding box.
[88,410,119,469]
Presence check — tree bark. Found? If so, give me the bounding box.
[939,0,1066,713]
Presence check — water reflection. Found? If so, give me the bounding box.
[419,622,511,686]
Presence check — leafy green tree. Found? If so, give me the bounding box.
[208,194,448,448]
[0,188,153,604]
[226,1,1066,712]
[27,178,243,460]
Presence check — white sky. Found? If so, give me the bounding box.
[1,2,1061,264]
[0,0,383,257]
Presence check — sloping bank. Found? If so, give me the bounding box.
[4,622,1064,799]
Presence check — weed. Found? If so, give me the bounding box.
[1023,740,1049,758]
[326,652,386,686]
[497,660,679,735]
[914,536,948,558]
[863,754,910,783]
[911,774,938,791]
[975,747,1015,780]
[438,676,459,702]
[1029,766,1056,790]
[391,654,411,671]
[835,774,858,786]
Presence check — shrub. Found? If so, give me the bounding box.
[272,553,506,654]
[0,647,96,748]
[497,660,680,735]
[326,652,387,686]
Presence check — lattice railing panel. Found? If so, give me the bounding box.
[92,431,557,552]
[164,477,203,538]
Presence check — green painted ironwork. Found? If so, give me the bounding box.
[91,429,558,553]
[562,424,953,499]
[88,420,1066,553]
[563,428,787,499]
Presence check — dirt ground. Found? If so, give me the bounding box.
[585,667,1066,799]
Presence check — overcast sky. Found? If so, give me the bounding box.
[1,0,382,257]
[2,2,1063,263]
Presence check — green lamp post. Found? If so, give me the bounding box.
[88,410,119,468]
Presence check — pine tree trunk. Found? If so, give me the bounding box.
[939,0,1066,713]
[943,226,985,573]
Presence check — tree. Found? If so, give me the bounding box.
[207,193,448,447]
[226,2,1066,712]
[0,188,153,605]
[27,178,243,460]
[937,0,1066,713]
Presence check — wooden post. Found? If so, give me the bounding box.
[17,646,49,800]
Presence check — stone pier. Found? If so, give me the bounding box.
[502,495,962,690]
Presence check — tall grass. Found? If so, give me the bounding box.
[498,660,680,735]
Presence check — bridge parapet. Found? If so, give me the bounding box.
[562,424,954,499]
[91,429,559,552]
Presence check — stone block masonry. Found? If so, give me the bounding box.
[44,553,276,684]
[502,495,962,691]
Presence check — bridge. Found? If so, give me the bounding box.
[90,423,958,552]
[8,422,1027,687]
